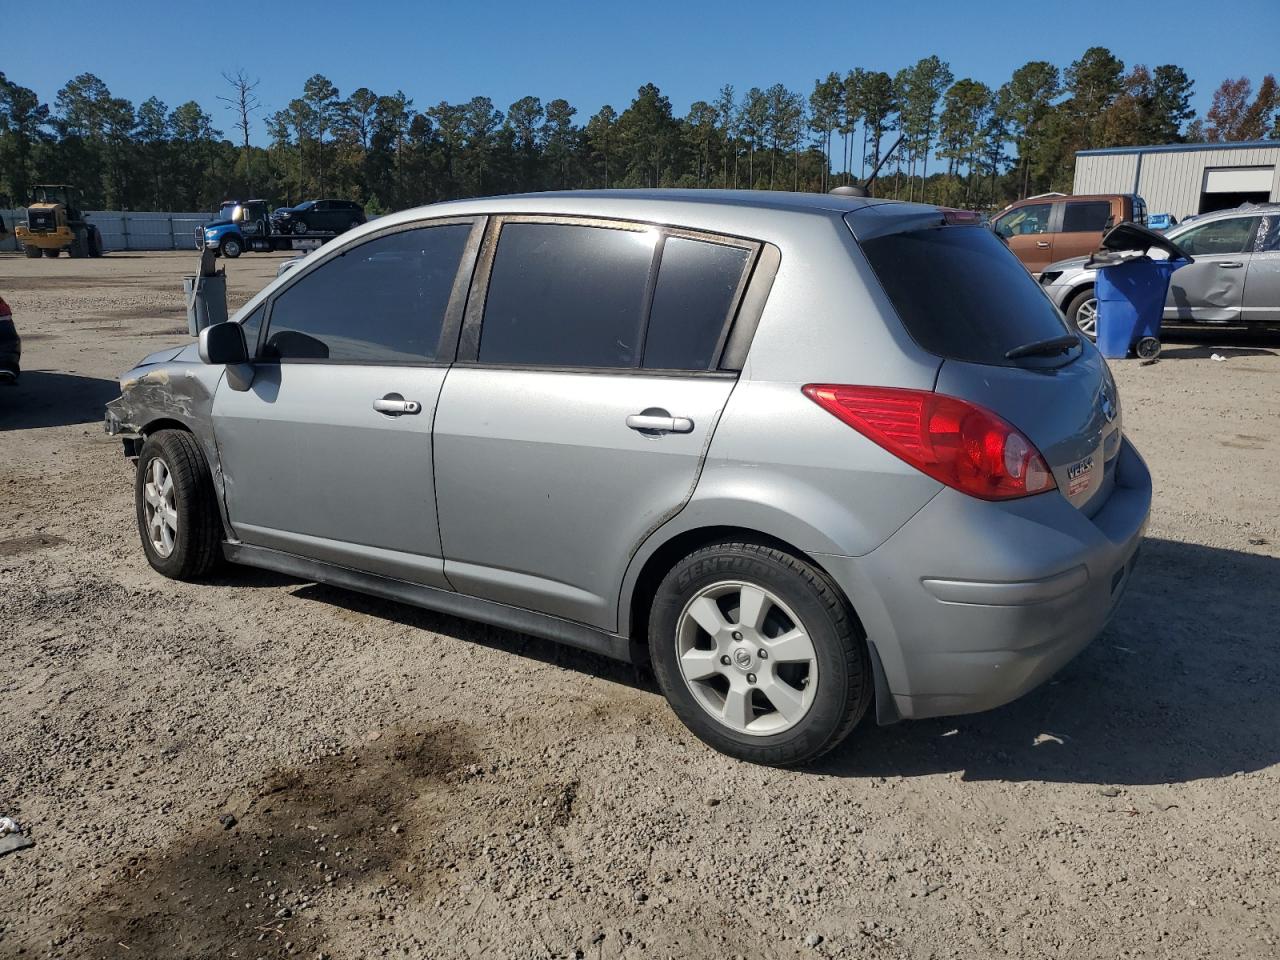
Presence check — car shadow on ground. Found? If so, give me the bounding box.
[818,537,1279,785]
[1157,327,1280,360]
[0,370,119,431]
[274,536,1278,787]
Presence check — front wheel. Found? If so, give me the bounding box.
[291,219,308,235]
[23,245,41,258]
[134,430,222,580]
[648,541,872,766]
[1066,287,1098,340]
[221,236,242,258]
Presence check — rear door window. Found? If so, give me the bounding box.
[1062,201,1112,233]
[859,224,1072,366]
[479,222,656,368]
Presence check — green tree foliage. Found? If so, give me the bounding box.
[0,57,1274,218]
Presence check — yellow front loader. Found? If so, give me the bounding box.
[14,185,105,258]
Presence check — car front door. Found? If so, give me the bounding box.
[211,218,483,586]
[1243,214,1280,324]
[1165,216,1259,322]
[992,202,1055,274]
[432,217,759,630]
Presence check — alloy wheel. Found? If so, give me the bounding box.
[675,581,818,736]
[1076,297,1099,339]
[143,457,178,558]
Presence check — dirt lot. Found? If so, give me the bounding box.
[1,251,1278,960]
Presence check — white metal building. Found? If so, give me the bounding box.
[1074,140,1280,221]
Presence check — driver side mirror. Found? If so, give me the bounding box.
[199,321,249,365]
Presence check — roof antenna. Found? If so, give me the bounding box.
[830,134,903,198]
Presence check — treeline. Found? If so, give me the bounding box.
[2,50,1277,216]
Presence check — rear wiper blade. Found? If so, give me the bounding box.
[1005,334,1080,360]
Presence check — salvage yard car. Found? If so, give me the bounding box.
[993,193,1147,275]
[1041,204,1280,336]
[105,190,1151,766]
[0,295,20,384]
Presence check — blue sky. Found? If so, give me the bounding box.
[4,0,1277,145]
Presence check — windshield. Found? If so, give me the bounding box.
[860,224,1073,367]
[216,203,238,221]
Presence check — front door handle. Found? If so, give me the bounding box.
[627,413,694,434]
[1216,261,1243,268]
[1035,240,1051,248]
[373,395,421,416]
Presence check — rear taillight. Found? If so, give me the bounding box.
[803,384,1056,501]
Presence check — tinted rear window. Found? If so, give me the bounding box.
[860,225,1071,366]
[644,237,750,370]
[1062,201,1112,232]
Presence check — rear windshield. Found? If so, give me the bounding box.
[859,224,1072,366]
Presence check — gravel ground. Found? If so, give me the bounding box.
[1,251,1278,960]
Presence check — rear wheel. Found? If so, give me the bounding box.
[88,226,105,257]
[134,430,222,580]
[648,541,872,766]
[221,236,242,259]
[42,248,60,258]
[68,230,87,258]
[1066,287,1098,340]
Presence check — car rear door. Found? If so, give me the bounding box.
[1242,214,1280,324]
[211,218,484,586]
[992,202,1056,274]
[1053,199,1114,262]
[1164,215,1259,322]
[433,216,759,631]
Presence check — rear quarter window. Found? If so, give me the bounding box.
[859,224,1072,366]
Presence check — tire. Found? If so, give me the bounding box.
[43,248,60,258]
[23,245,41,259]
[648,541,872,766]
[221,236,242,259]
[134,429,222,580]
[1065,286,1098,340]
[89,226,105,257]
[68,231,87,258]
[292,219,308,235]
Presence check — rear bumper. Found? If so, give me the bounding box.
[818,436,1151,721]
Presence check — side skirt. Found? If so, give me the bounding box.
[222,541,633,663]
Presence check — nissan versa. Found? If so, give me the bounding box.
[105,191,1151,766]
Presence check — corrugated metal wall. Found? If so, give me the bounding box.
[1074,146,1280,219]
[0,209,208,253]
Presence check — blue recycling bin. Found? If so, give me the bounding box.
[1095,257,1187,359]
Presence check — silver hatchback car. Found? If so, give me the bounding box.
[1041,205,1280,337]
[106,190,1151,766]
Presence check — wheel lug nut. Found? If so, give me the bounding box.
[758,649,768,659]
[720,655,731,666]
[747,673,757,684]
[732,631,743,641]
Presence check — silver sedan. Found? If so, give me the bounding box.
[1041,205,1280,337]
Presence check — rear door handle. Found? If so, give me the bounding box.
[373,395,421,416]
[626,414,694,434]
[1035,240,1051,248]
[1216,261,1243,268]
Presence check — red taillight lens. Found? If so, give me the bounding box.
[803,384,1056,501]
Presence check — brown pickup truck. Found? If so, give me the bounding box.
[992,193,1148,274]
